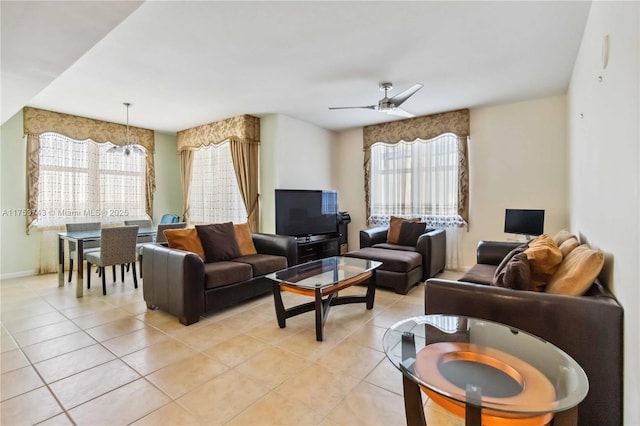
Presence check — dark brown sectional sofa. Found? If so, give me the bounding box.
[425,240,624,426]
[142,233,297,325]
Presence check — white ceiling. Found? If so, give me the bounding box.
[1,1,591,133]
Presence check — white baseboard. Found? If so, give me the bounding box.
[0,270,38,280]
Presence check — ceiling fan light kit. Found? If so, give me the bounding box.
[107,102,146,156]
[329,82,423,118]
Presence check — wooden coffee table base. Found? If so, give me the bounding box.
[272,270,376,341]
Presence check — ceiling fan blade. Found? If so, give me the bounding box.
[329,105,376,110]
[389,83,423,107]
[386,108,415,118]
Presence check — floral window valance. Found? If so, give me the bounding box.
[363,108,469,149]
[177,114,260,151]
[23,107,155,153]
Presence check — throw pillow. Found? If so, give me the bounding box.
[493,252,531,290]
[163,228,205,260]
[552,229,577,246]
[559,237,580,258]
[523,234,563,291]
[493,244,529,280]
[397,221,427,247]
[546,244,605,296]
[387,216,421,244]
[196,222,241,262]
[233,223,257,256]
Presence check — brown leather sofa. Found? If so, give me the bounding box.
[142,233,297,325]
[425,240,623,426]
[344,226,446,294]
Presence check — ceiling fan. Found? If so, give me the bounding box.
[329,82,423,118]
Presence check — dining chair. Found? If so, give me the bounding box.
[155,222,188,244]
[124,219,153,273]
[138,222,187,278]
[65,222,101,283]
[124,219,154,243]
[86,225,139,295]
[159,214,180,224]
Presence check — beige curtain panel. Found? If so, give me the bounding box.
[177,115,260,231]
[23,107,156,230]
[362,108,470,225]
[180,150,194,223]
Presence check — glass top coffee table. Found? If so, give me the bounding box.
[383,315,589,426]
[267,256,382,341]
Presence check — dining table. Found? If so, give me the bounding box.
[58,227,156,297]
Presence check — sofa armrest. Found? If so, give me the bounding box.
[424,278,623,426]
[416,228,446,279]
[360,226,388,248]
[142,244,205,325]
[476,240,524,265]
[252,233,297,267]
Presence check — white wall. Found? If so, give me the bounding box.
[0,110,40,277]
[567,2,639,423]
[151,132,182,222]
[465,95,568,268]
[260,114,337,233]
[259,115,279,234]
[334,128,366,252]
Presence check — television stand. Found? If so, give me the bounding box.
[295,234,340,264]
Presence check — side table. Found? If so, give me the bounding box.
[382,315,588,426]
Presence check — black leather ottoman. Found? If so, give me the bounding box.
[344,247,423,295]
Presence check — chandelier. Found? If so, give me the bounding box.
[107,102,146,156]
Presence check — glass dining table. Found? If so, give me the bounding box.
[58,227,156,297]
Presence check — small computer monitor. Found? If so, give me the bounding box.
[504,209,545,237]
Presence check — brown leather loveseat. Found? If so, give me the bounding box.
[142,232,297,325]
[425,240,624,426]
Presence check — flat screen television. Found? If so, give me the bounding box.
[275,189,338,237]
[504,209,545,237]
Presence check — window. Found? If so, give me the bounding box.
[36,132,147,227]
[369,133,464,228]
[188,141,247,224]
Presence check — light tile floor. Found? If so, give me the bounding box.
[1,269,465,425]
